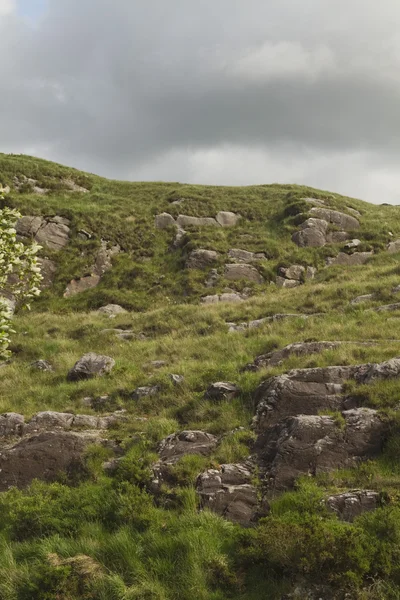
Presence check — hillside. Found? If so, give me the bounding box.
[1,153,400,599]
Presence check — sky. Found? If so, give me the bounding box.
[1,1,400,204]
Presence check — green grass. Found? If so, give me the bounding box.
[2,152,400,597]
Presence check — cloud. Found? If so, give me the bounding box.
[0,0,400,203]
[0,0,14,16]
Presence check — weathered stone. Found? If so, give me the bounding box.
[64,275,101,297]
[170,374,184,385]
[131,386,160,400]
[300,218,329,234]
[256,409,388,492]
[62,178,89,193]
[155,213,176,229]
[355,357,400,384]
[310,207,360,230]
[219,292,244,303]
[345,239,362,249]
[16,216,44,237]
[0,413,25,437]
[245,341,341,372]
[326,490,382,522]
[216,211,240,227]
[35,221,70,250]
[306,266,317,279]
[205,382,240,401]
[302,197,326,207]
[202,295,220,304]
[205,268,219,288]
[326,252,373,266]
[97,304,128,317]
[224,263,264,284]
[30,359,54,372]
[0,431,98,491]
[93,241,120,276]
[276,277,300,289]
[196,463,259,525]
[176,215,219,228]
[147,361,167,369]
[25,411,74,433]
[0,184,10,194]
[375,303,400,313]
[387,239,400,253]
[292,228,326,248]
[67,353,115,382]
[351,294,376,305]
[37,258,57,289]
[172,227,187,248]
[228,249,266,263]
[280,265,305,281]
[326,231,351,243]
[158,430,218,464]
[186,249,219,269]
[346,207,362,217]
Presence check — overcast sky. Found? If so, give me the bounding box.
[1,1,400,203]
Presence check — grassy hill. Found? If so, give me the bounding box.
[1,153,400,599]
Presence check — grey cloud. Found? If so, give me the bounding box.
[1,0,400,202]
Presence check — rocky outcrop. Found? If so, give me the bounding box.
[202,293,244,304]
[30,359,54,372]
[67,353,115,382]
[216,211,240,227]
[64,241,120,297]
[155,213,176,229]
[196,463,260,525]
[326,252,373,266]
[243,341,341,372]
[37,258,57,289]
[16,215,71,250]
[309,207,360,230]
[186,249,219,269]
[326,490,382,522]
[256,409,388,492]
[176,215,219,228]
[228,249,266,263]
[155,212,241,230]
[131,385,160,400]
[64,275,101,297]
[224,263,264,284]
[227,313,317,333]
[387,239,400,253]
[292,218,328,248]
[292,208,360,248]
[97,304,128,317]
[205,382,240,401]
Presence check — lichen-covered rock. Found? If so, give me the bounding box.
[326,490,382,522]
[30,359,54,372]
[16,215,71,250]
[0,413,25,437]
[326,252,373,266]
[228,249,266,263]
[196,463,260,524]
[326,231,351,243]
[276,277,301,289]
[155,213,176,229]
[244,341,341,372]
[67,353,115,382]
[387,239,400,253]
[97,304,128,317]
[224,263,264,284]
[205,382,240,401]
[309,207,360,230]
[256,409,388,491]
[131,385,160,400]
[202,293,244,304]
[37,258,57,289]
[186,249,219,269]
[64,275,101,297]
[216,211,240,227]
[292,227,326,248]
[176,215,219,228]
[93,241,120,276]
[279,265,305,281]
[158,431,218,464]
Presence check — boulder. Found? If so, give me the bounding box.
[93,241,120,276]
[176,215,219,228]
[131,385,160,400]
[344,239,362,250]
[97,304,128,317]
[196,463,260,525]
[244,341,341,372]
[326,231,351,243]
[326,252,373,266]
[0,431,98,491]
[186,249,219,269]
[219,293,244,303]
[67,353,115,382]
[30,359,54,372]
[37,258,57,289]
[326,490,382,522]
[309,207,360,230]
[276,277,300,289]
[201,295,220,304]
[16,216,44,238]
[205,382,240,401]
[292,227,326,248]
[64,275,101,297]
[216,211,240,227]
[256,409,388,491]
[25,411,74,433]
[205,269,219,288]
[300,217,329,234]
[35,221,70,250]
[172,227,187,248]
[158,430,218,464]
[228,249,266,263]
[387,239,400,253]
[224,263,264,284]
[155,213,176,229]
[279,265,305,281]
[0,413,25,437]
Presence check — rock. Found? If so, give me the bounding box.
[326,490,382,522]
[276,277,300,289]
[303,197,326,207]
[205,382,240,401]
[205,269,219,288]
[25,411,74,433]
[344,239,362,249]
[0,413,25,437]
[196,463,260,525]
[375,303,400,313]
[37,258,57,289]
[147,361,167,369]
[186,249,219,269]
[170,374,184,385]
[0,184,10,194]
[155,213,176,229]
[306,266,317,279]
[176,215,219,228]
[227,313,315,333]
[309,207,360,230]
[326,252,373,266]
[77,229,92,240]
[35,221,70,250]
[224,263,264,284]
[387,239,400,253]
[0,293,16,315]
[131,385,160,400]
[216,211,240,227]
[346,207,362,217]
[279,265,305,281]
[228,249,266,263]
[97,304,128,317]
[351,294,376,305]
[30,359,54,372]
[158,430,218,464]
[219,293,244,303]
[16,215,44,237]
[62,178,89,193]
[393,285,400,294]
[326,231,351,243]
[0,431,98,491]
[256,409,388,492]
[64,275,101,297]
[172,227,187,248]
[292,227,326,248]
[244,341,341,372]
[355,357,400,384]
[93,241,120,276]
[67,353,115,382]
[202,294,220,304]
[300,217,329,234]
